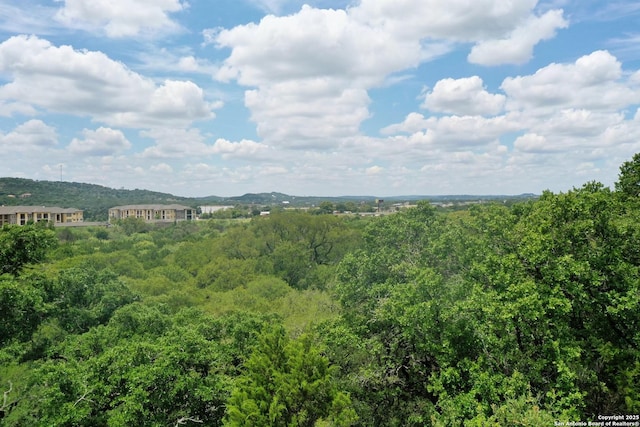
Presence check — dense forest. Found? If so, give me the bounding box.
[1,155,640,426]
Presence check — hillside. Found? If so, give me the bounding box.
[0,177,538,221]
[0,178,216,220]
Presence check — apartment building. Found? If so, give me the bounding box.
[0,206,84,226]
[108,204,195,223]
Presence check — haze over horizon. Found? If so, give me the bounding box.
[1,1,639,197]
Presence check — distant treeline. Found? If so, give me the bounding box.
[0,177,537,221]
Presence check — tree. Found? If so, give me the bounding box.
[224,324,357,426]
[616,152,640,198]
[0,223,57,276]
[329,194,639,424]
[0,274,47,345]
[2,308,271,427]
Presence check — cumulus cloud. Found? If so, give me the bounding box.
[468,10,568,65]
[211,5,430,146]
[374,48,640,195]
[0,120,57,148]
[502,50,637,114]
[0,35,216,128]
[150,163,173,173]
[352,0,541,41]
[177,56,199,72]
[212,138,269,158]
[535,109,625,138]
[423,76,506,116]
[55,0,188,37]
[214,6,428,86]
[245,81,371,146]
[382,113,520,147]
[513,133,555,153]
[0,2,59,35]
[209,1,565,151]
[68,127,131,156]
[140,128,211,159]
[366,165,384,175]
[136,49,219,76]
[111,80,215,127]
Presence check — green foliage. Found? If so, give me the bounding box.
[329,177,640,424]
[250,211,361,289]
[52,267,138,334]
[224,324,357,426]
[0,274,47,345]
[117,217,151,235]
[196,258,259,290]
[0,223,57,276]
[2,308,270,427]
[5,155,640,425]
[616,152,640,198]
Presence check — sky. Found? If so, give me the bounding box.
[1,1,640,197]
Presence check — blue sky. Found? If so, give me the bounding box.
[1,0,640,197]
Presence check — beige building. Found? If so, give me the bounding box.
[108,204,196,223]
[0,206,84,226]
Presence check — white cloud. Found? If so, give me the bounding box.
[111,80,216,127]
[245,81,371,146]
[0,119,57,148]
[0,2,59,34]
[209,1,565,153]
[373,49,640,195]
[513,133,556,153]
[352,0,540,41]
[259,165,288,176]
[136,49,220,76]
[366,165,384,175]
[68,127,131,156]
[0,101,37,117]
[177,56,199,72]
[0,35,216,128]
[468,9,568,65]
[535,109,625,137]
[423,76,506,116]
[212,138,269,159]
[214,6,430,87]
[150,163,173,173]
[211,4,452,148]
[380,112,430,134]
[140,128,212,159]
[502,50,637,114]
[382,113,520,148]
[138,129,268,161]
[55,0,188,37]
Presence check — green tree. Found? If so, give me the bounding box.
[329,198,603,424]
[615,152,640,198]
[0,223,57,276]
[2,307,270,427]
[225,324,357,426]
[0,274,47,345]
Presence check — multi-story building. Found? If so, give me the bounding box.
[0,206,84,226]
[108,204,196,223]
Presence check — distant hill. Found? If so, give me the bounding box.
[0,177,538,221]
[227,192,378,205]
[0,178,218,221]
